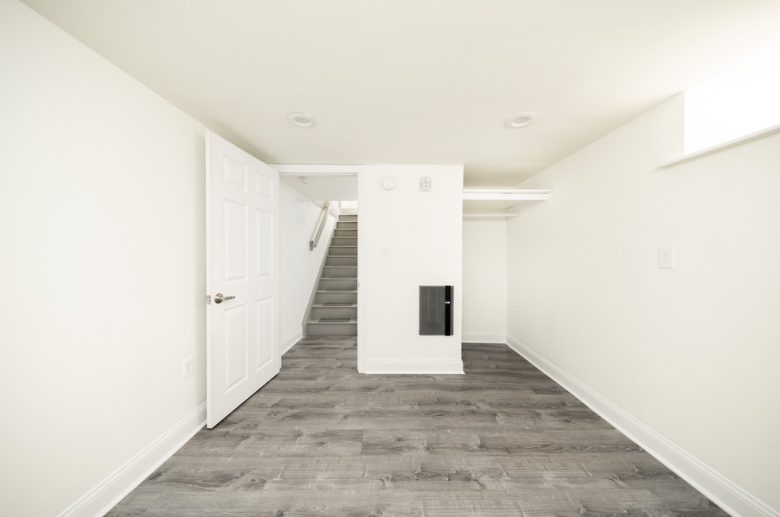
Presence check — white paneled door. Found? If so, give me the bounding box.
[206,132,280,428]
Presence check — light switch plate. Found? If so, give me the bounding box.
[658,246,675,269]
[419,177,431,191]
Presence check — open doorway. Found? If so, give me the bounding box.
[273,165,364,371]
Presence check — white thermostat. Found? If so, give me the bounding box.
[382,177,396,190]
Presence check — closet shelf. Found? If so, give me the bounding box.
[462,188,551,201]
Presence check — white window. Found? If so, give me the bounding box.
[684,42,780,155]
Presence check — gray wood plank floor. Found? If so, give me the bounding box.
[107,337,726,517]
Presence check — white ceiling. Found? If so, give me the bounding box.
[21,0,780,186]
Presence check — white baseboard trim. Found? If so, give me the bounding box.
[505,334,777,517]
[364,359,464,375]
[281,327,303,356]
[462,332,506,344]
[56,402,207,517]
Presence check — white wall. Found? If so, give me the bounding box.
[0,1,207,515]
[360,165,464,373]
[462,219,507,343]
[507,93,780,514]
[279,181,336,349]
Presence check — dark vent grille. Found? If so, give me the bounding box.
[419,286,453,336]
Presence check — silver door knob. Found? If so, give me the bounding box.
[214,293,235,304]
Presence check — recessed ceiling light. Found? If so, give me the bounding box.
[287,112,317,128]
[504,112,538,129]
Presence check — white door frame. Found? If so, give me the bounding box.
[356,171,366,373]
[271,164,365,372]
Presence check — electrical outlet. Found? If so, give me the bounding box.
[181,356,194,379]
[658,246,675,269]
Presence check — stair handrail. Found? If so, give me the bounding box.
[310,201,330,251]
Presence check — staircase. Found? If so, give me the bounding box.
[306,213,358,336]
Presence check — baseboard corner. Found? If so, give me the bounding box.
[281,328,303,356]
[462,331,507,344]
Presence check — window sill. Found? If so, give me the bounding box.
[659,122,780,169]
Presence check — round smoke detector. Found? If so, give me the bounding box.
[504,112,538,129]
[287,112,317,128]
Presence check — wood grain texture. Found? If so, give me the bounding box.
[107,338,726,517]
